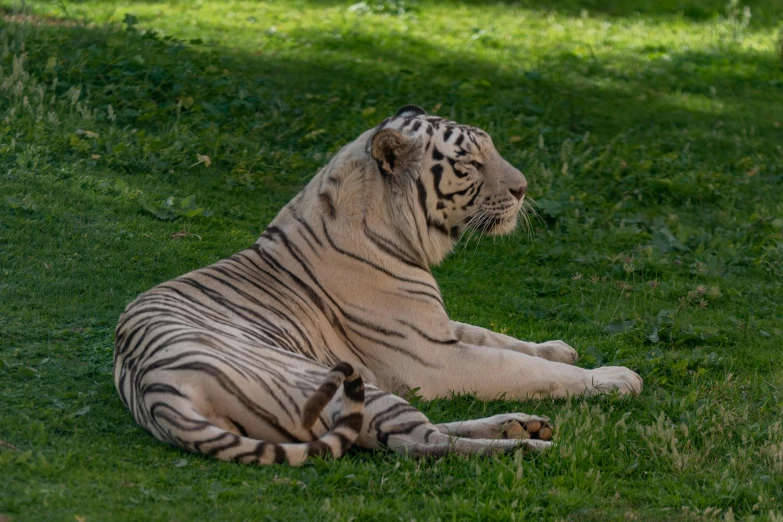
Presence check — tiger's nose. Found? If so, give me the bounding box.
[509,184,527,201]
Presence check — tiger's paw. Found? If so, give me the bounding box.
[582,366,643,396]
[534,340,578,364]
[486,413,554,441]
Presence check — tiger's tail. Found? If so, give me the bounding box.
[149,362,365,466]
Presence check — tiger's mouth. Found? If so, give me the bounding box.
[464,208,519,237]
[483,213,519,236]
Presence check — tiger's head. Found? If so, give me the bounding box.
[367,105,529,263]
[315,105,530,266]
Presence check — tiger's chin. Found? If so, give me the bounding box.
[484,215,519,236]
[477,209,520,237]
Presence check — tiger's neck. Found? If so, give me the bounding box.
[265,139,456,269]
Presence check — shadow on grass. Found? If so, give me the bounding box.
[296,0,783,27]
[3,9,782,184]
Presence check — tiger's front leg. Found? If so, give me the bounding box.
[450,321,578,364]
[391,341,642,402]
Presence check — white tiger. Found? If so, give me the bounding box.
[114,105,642,465]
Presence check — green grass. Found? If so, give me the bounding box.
[1,0,783,519]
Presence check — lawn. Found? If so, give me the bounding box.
[1,0,782,520]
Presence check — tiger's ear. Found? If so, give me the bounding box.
[395,105,427,118]
[370,128,421,177]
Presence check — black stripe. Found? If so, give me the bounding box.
[233,440,266,462]
[319,193,336,218]
[230,418,249,437]
[369,402,421,431]
[430,164,447,199]
[398,288,445,306]
[306,440,331,458]
[315,381,340,399]
[361,220,426,270]
[426,218,449,235]
[379,420,428,446]
[332,430,353,453]
[343,377,365,402]
[194,431,234,453]
[344,323,437,367]
[206,434,242,456]
[320,220,436,291]
[141,383,186,398]
[164,360,301,442]
[416,178,429,219]
[463,181,483,209]
[274,444,287,464]
[251,243,372,365]
[291,210,324,248]
[431,162,474,201]
[198,267,313,354]
[149,402,211,431]
[364,389,390,406]
[338,412,365,432]
[331,361,354,377]
[400,320,458,344]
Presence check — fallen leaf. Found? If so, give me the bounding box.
[303,129,326,140]
[193,154,211,167]
[272,477,306,487]
[76,130,100,138]
[170,230,202,241]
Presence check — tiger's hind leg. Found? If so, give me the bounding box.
[351,388,551,458]
[435,413,553,441]
[133,353,365,466]
[387,428,551,458]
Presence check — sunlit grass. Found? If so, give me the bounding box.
[1,0,782,520]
